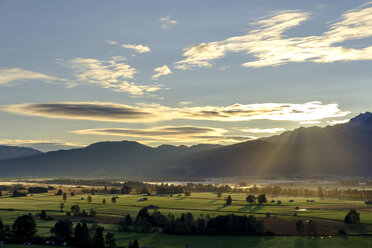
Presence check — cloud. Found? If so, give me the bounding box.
[241,127,285,134]
[179,101,192,105]
[121,44,150,53]
[105,40,118,45]
[0,139,84,152]
[73,126,255,145]
[152,65,172,80]
[160,16,177,30]
[0,68,60,85]
[328,119,350,125]
[2,102,157,123]
[299,120,322,125]
[62,57,163,96]
[2,101,349,124]
[175,2,372,69]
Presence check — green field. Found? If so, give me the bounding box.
[1,192,372,247]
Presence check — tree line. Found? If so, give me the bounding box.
[0,214,139,248]
[118,207,264,235]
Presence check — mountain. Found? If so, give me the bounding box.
[0,146,42,160]
[179,112,372,177]
[0,141,221,178]
[1,112,372,178]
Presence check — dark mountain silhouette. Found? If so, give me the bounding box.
[0,141,221,178]
[0,146,42,160]
[179,112,372,177]
[1,112,372,178]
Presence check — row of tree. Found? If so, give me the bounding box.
[0,214,141,248]
[248,185,372,200]
[118,207,264,235]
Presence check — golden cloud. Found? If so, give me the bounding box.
[61,57,163,96]
[175,3,372,69]
[241,128,285,134]
[2,101,349,123]
[152,65,172,80]
[0,68,60,85]
[121,44,150,53]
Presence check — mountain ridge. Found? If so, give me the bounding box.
[0,145,43,160]
[1,112,372,178]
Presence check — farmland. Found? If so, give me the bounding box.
[1,186,372,247]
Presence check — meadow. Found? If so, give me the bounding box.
[1,190,372,247]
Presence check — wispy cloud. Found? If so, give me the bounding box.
[105,40,118,45]
[160,16,177,30]
[73,126,255,145]
[121,44,150,53]
[2,101,349,124]
[175,2,372,69]
[241,127,285,134]
[0,139,84,152]
[299,120,322,125]
[0,68,60,85]
[328,119,350,125]
[2,102,156,123]
[152,65,172,80]
[61,57,163,96]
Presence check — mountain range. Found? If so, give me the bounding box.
[0,146,42,160]
[1,112,372,179]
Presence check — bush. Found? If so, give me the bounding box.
[345,209,360,223]
[338,229,347,235]
[27,187,48,194]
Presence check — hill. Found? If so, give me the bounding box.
[0,145,42,160]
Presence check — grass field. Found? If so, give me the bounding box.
[1,191,372,247]
[2,235,372,248]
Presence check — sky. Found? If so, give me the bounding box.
[1,0,372,152]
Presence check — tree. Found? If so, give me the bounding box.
[105,232,116,248]
[318,186,324,198]
[51,219,73,240]
[296,220,304,233]
[129,240,139,248]
[56,189,63,195]
[184,191,191,197]
[63,193,67,202]
[59,202,65,212]
[12,215,37,241]
[40,210,47,220]
[87,196,92,203]
[121,186,131,194]
[90,209,97,217]
[226,195,232,205]
[93,226,105,248]
[345,209,360,223]
[217,192,222,198]
[246,195,256,205]
[71,204,81,216]
[0,219,4,238]
[12,189,26,197]
[257,194,267,205]
[102,199,106,205]
[74,222,91,247]
[111,197,116,204]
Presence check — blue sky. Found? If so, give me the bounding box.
[1,0,372,151]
